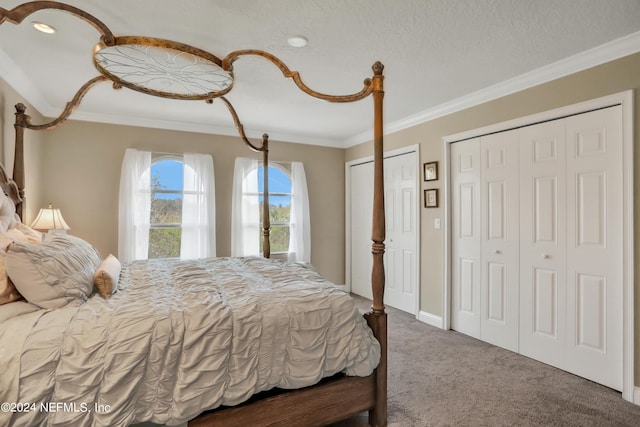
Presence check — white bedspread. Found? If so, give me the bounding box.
[5,257,380,426]
[0,302,43,427]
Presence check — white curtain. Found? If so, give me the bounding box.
[181,153,216,259]
[118,148,151,262]
[289,162,311,263]
[231,157,259,256]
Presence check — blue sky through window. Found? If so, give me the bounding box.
[151,159,183,199]
[151,161,292,204]
[258,167,291,192]
[258,166,291,206]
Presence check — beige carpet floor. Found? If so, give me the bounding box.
[336,296,640,427]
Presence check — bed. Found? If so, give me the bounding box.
[0,2,388,426]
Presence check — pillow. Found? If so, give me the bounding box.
[93,254,121,298]
[13,222,44,243]
[6,233,101,309]
[0,225,43,305]
[0,192,16,233]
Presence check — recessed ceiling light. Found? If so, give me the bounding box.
[33,22,56,34]
[287,35,308,48]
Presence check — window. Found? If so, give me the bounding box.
[255,165,292,253]
[149,157,183,259]
[232,158,310,262]
[119,149,216,262]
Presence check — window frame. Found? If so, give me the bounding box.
[243,162,293,255]
[149,154,184,259]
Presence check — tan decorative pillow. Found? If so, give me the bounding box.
[0,226,42,305]
[6,233,101,309]
[93,254,121,298]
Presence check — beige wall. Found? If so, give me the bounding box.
[36,121,346,284]
[0,99,346,284]
[0,78,45,222]
[347,51,640,383]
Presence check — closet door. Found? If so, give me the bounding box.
[451,139,482,338]
[350,161,374,300]
[519,120,567,368]
[480,132,519,352]
[384,152,419,314]
[565,106,623,390]
[349,152,419,315]
[450,105,624,391]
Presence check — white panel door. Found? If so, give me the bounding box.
[565,106,623,390]
[450,105,625,391]
[480,131,519,352]
[350,161,373,300]
[384,152,418,314]
[350,152,419,314]
[519,119,567,368]
[451,139,482,338]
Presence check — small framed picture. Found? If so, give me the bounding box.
[423,161,438,181]
[424,189,439,208]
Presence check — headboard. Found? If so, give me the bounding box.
[0,163,23,220]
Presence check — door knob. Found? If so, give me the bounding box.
[493,250,500,254]
[541,253,549,259]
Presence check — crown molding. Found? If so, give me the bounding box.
[4,30,640,150]
[69,110,344,148]
[344,30,640,148]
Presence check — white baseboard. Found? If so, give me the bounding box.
[633,387,640,405]
[418,311,444,329]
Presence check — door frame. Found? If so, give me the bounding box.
[345,144,421,316]
[442,91,634,402]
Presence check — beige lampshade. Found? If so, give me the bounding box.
[30,204,70,231]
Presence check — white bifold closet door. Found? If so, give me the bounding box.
[451,106,623,391]
[520,107,623,390]
[451,140,482,338]
[565,108,623,390]
[451,132,519,352]
[480,131,520,352]
[518,119,568,368]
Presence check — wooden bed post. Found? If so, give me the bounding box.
[261,134,270,258]
[13,103,27,221]
[365,61,387,427]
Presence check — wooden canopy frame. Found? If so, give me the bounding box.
[0,2,387,426]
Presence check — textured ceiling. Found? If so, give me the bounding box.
[1,0,640,147]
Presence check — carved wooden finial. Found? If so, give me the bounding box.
[372,61,384,75]
[15,103,30,126]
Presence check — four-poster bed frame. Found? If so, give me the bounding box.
[1,2,387,426]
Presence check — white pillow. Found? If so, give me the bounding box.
[0,226,41,305]
[6,233,101,309]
